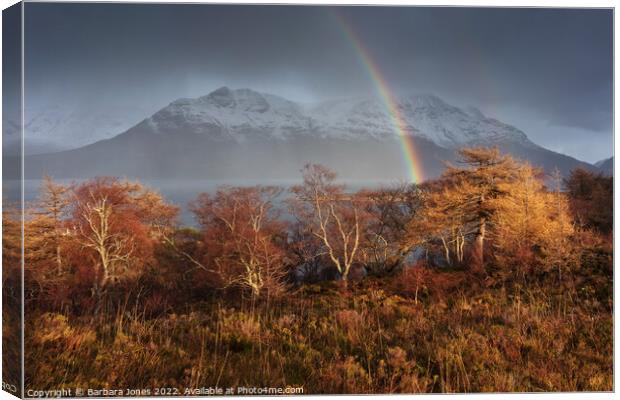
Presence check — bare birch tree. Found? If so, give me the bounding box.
[291,164,368,286]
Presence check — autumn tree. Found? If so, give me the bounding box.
[565,168,613,234]
[287,220,325,283]
[492,164,575,282]
[21,178,70,307]
[359,184,423,275]
[31,176,70,275]
[24,214,66,307]
[290,164,370,286]
[439,147,519,273]
[412,179,470,267]
[191,186,287,298]
[67,177,177,311]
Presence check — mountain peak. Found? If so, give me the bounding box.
[202,86,235,107]
[197,87,270,113]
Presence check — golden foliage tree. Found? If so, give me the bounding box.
[492,164,574,281]
[414,179,469,267]
[439,147,519,272]
[32,176,70,275]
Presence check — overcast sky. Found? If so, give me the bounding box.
[22,4,613,163]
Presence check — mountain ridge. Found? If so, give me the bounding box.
[140,87,534,149]
[7,87,600,181]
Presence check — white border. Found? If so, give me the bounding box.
[0,1,616,400]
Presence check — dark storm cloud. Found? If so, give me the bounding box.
[330,7,613,132]
[23,4,612,161]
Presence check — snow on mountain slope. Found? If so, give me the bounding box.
[17,87,599,181]
[14,87,535,154]
[307,93,531,147]
[14,103,153,154]
[144,87,533,148]
[148,87,313,141]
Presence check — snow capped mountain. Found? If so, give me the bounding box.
[143,87,532,148]
[15,87,599,181]
[13,87,535,154]
[147,87,313,141]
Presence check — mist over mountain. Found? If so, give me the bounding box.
[3,103,154,156]
[10,87,599,182]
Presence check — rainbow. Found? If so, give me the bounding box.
[329,10,424,183]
